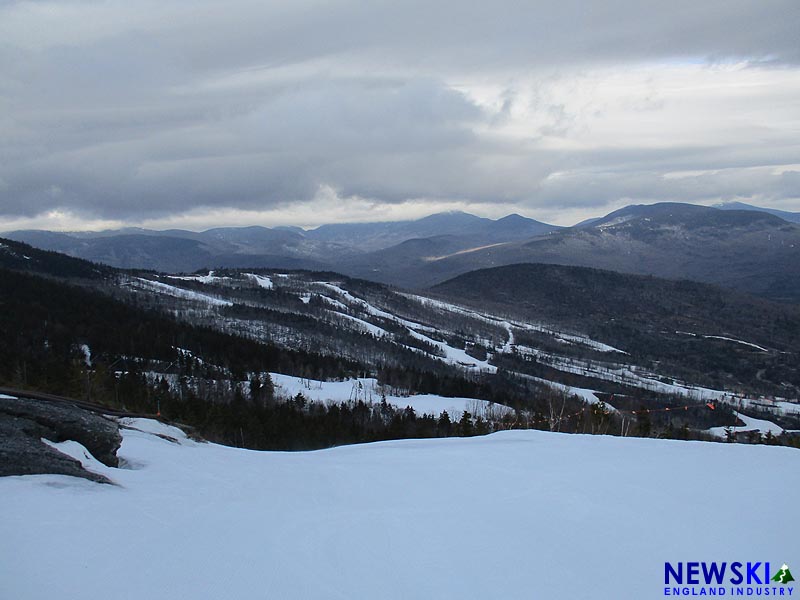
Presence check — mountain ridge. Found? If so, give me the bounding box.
[3,210,560,274]
[713,201,800,224]
[388,203,800,300]
[5,202,800,301]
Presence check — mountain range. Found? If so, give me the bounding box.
[3,234,798,405]
[5,202,800,301]
[2,228,799,463]
[3,211,558,274]
[404,203,800,301]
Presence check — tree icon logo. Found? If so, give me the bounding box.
[772,564,795,584]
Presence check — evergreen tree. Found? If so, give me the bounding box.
[437,411,452,437]
[458,411,474,437]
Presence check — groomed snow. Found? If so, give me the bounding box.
[270,373,510,418]
[331,312,390,337]
[167,271,230,285]
[701,335,769,352]
[132,278,233,307]
[317,295,349,311]
[2,425,797,600]
[246,273,273,290]
[318,283,437,332]
[405,294,627,354]
[513,344,726,402]
[407,329,497,373]
[708,411,784,438]
[310,284,496,371]
[676,331,770,352]
[515,373,608,408]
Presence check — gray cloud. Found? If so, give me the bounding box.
[0,0,798,224]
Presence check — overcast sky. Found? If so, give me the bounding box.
[0,0,799,230]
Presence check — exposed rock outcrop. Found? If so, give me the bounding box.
[0,396,122,483]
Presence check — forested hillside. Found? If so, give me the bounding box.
[432,263,800,395]
[2,238,798,449]
[0,267,550,449]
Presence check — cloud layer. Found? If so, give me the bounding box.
[0,0,799,228]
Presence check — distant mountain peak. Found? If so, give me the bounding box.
[414,211,486,224]
[713,201,800,224]
[435,209,470,215]
[496,213,529,223]
[590,201,791,230]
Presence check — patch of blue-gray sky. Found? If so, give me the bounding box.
[0,0,798,229]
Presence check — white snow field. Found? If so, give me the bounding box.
[131,277,234,307]
[270,373,512,419]
[246,273,274,289]
[2,422,798,600]
[708,411,785,438]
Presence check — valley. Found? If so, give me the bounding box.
[3,232,797,449]
[3,5,798,598]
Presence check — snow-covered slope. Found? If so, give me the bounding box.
[270,373,512,418]
[2,421,797,600]
[120,269,800,424]
[708,412,785,438]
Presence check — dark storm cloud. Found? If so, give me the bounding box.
[1,76,495,218]
[0,0,798,223]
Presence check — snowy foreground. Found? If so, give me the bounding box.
[2,422,798,600]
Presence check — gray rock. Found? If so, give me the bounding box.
[0,397,122,483]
